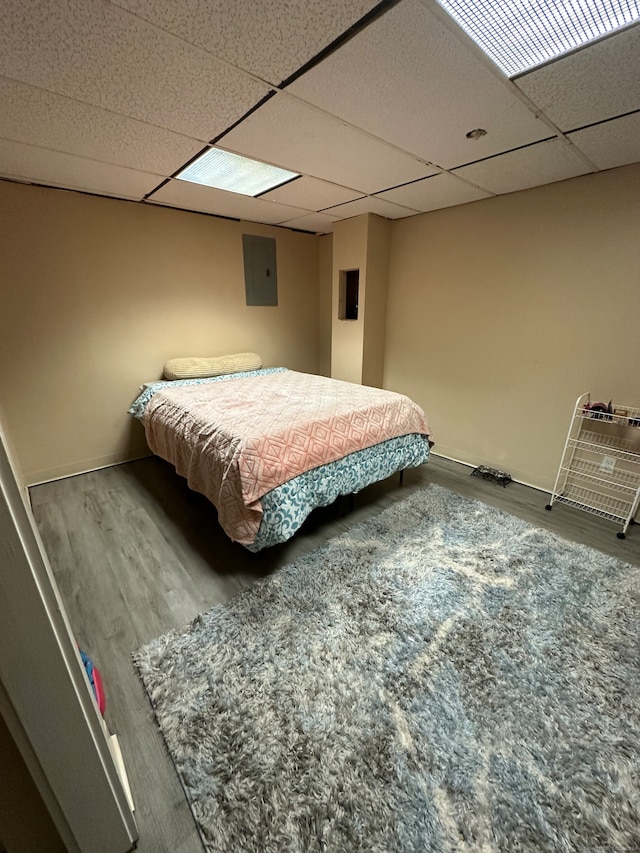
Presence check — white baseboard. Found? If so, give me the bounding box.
[25,452,153,488]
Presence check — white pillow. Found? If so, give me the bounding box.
[163,352,263,381]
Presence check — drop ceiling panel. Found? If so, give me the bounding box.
[515,26,640,131]
[220,93,436,194]
[1,0,638,223]
[323,195,420,220]
[0,0,271,140]
[260,176,363,210]
[453,138,592,195]
[375,173,492,212]
[149,179,311,224]
[112,0,381,85]
[287,0,550,170]
[0,78,202,175]
[0,139,163,199]
[279,212,338,234]
[568,113,640,170]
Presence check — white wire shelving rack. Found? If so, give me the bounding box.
[546,392,640,538]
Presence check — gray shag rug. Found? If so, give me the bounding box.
[133,484,640,852]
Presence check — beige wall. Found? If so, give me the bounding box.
[330,214,390,387]
[317,233,333,377]
[0,181,320,484]
[384,163,640,491]
[362,214,390,388]
[331,215,368,384]
[3,164,639,493]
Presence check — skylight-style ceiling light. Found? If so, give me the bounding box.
[176,148,299,196]
[436,0,640,77]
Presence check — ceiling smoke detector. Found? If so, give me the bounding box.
[465,128,488,140]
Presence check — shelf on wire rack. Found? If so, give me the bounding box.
[576,402,640,425]
[561,458,640,493]
[569,431,640,462]
[557,484,632,522]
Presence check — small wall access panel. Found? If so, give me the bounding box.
[243,234,277,306]
[338,269,359,320]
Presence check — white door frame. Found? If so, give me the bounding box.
[0,418,138,853]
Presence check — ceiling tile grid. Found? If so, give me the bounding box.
[567,112,640,171]
[260,176,364,211]
[375,172,493,212]
[453,138,594,195]
[278,212,340,234]
[218,92,438,194]
[322,195,421,220]
[0,77,203,175]
[0,1,638,231]
[110,0,382,85]
[0,138,164,199]
[514,25,640,131]
[287,0,551,170]
[148,179,315,224]
[0,0,271,140]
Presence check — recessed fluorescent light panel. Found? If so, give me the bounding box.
[177,148,299,196]
[436,0,640,77]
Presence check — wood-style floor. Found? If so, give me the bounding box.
[30,454,639,853]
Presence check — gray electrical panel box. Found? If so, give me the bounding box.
[242,234,278,306]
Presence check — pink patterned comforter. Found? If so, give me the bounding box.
[142,370,432,545]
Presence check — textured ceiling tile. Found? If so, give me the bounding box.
[568,113,640,170]
[515,26,640,131]
[149,179,311,224]
[260,176,363,210]
[0,139,163,199]
[112,0,380,85]
[0,0,270,140]
[375,173,492,212]
[220,93,436,194]
[288,0,549,169]
[278,212,337,234]
[453,138,593,195]
[1,0,637,222]
[322,195,420,220]
[0,78,202,175]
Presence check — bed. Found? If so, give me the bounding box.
[129,367,433,551]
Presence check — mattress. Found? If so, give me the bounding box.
[130,368,432,549]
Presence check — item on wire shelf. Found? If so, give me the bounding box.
[470,465,512,487]
[583,400,613,420]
